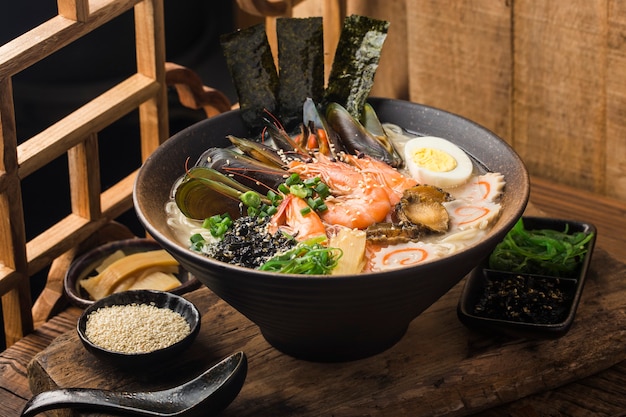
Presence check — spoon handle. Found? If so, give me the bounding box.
[20,388,169,417]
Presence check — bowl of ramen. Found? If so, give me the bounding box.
[133,97,530,361]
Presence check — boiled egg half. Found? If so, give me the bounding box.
[404,136,473,188]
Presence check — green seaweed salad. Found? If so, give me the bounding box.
[488,219,594,278]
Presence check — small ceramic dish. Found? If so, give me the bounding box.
[457,216,596,339]
[65,238,201,308]
[77,290,201,367]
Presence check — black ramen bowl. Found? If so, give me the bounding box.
[134,98,530,361]
[64,238,201,309]
[77,290,201,367]
[457,217,596,339]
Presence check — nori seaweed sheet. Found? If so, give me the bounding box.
[276,17,324,131]
[221,24,278,132]
[324,15,390,119]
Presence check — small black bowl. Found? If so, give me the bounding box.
[65,238,201,308]
[77,290,201,367]
[457,217,596,339]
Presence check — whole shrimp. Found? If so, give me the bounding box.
[268,194,327,241]
[341,154,417,205]
[288,153,393,229]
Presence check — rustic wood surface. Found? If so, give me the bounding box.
[0,178,623,417]
[27,248,626,417]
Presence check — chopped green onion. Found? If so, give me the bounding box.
[289,184,309,199]
[314,182,330,199]
[285,173,301,186]
[190,233,205,243]
[203,213,233,238]
[240,190,262,208]
[311,197,324,209]
[190,233,205,251]
[258,237,341,275]
[275,174,331,214]
[278,183,290,194]
[303,177,319,186]
[267,190,281,204]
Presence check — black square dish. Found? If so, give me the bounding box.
[457,216,596,339]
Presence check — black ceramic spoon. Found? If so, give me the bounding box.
[20,351,247,417]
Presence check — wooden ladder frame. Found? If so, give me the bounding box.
[0,0,168,348]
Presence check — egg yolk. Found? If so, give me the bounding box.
[411,148,457,172]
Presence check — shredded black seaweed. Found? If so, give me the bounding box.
[473,274,575,324]
[206,216,296,269]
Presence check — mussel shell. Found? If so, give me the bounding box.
[361,103,404,168]
[303,98,345,157]
[262,121,311,160]
[195,147,287,192]
[227,135,285,168]
[174,167,248,220]
[325,102,401,168]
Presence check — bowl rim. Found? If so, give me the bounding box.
[134,97,531,280]
[77,289,201,359]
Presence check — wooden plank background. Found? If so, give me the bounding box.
[289,0,626,203]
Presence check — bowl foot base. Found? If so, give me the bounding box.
[260,325,409,362]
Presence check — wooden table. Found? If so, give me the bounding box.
[2,177,626,417]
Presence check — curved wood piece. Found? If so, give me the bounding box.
[235,0,293,17]
[31,221,136,328]
[165,62,232,118]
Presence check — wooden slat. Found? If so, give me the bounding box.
[406,0,513,143]
[606,0,626,201]
[1,279,33,347]
[134,0,169,158]
[513,1,607,193]
[26,214,91,276]
[68,133,101,220]
[16,73,159,178]
[0,74,33,344]
[57,0,90,21]
[0,0,142,77]
[0,266,19,295]
[0,80,20,267]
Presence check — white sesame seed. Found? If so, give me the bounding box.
[84,303,191,354]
